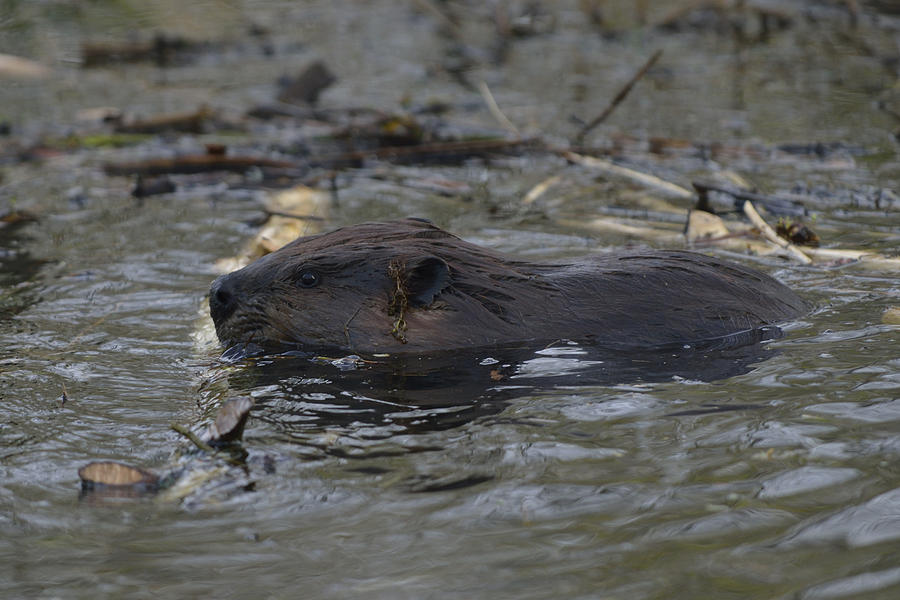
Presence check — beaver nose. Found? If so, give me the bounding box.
[209,274,238,324]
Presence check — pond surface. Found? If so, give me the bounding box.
[2,1,899,598]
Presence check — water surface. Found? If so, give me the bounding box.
[2,1,899,598]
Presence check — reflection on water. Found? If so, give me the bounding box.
[213,331,786,446]
[0,220,44,319]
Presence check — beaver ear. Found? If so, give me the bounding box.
[404,256,451,307]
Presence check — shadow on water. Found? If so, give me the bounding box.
[220,326,784,441]
[0,220,45,320]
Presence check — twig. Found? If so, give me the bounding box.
[171,422,216,453]
[170,422,247,466]
[105,155,300,176]
[105,138,540,176]
[477,80,521,137]
[693,180,807,216]
[574,49,663,145]
[314,138,542,166]
[563,151,693,200]
[114,106,214,134]
[0,53,51,79]
[802,247,900,270]
[522,174,563,205]
[556,216,683,243]
[742,200,812,264]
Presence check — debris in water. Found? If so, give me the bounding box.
[81,34,206,67]
[204,397,254,446]
[78,461,160,496]
[132,175,176,199]
[776,219,820,247]
[882,307,900,325]
[277,61,336,105]
[0,53,50,79]
[113,106,216,135]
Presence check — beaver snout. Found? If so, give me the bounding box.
[209,273,239,325]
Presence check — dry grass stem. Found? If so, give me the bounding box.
[742,200,812,264]
[564,151,693,200]
[477,80,522,137]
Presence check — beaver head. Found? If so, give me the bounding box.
[209,218,808,355]
[209,218,542,353]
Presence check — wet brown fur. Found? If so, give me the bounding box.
[209,218,809,353]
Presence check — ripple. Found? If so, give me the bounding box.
[757,467,861,499]
[559,392,662,421]
[779,487,900,549]
[805,399,900,423]
[500,441,625,465]
[801,566,900,599]
[644,508,796,543]
[511,356,605,378]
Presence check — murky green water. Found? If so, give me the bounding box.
[2,2,899,598]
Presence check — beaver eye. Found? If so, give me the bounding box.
[297,269,320,288]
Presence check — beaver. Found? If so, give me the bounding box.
[209,218,808,354]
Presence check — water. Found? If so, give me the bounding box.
[2,1,899,598]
